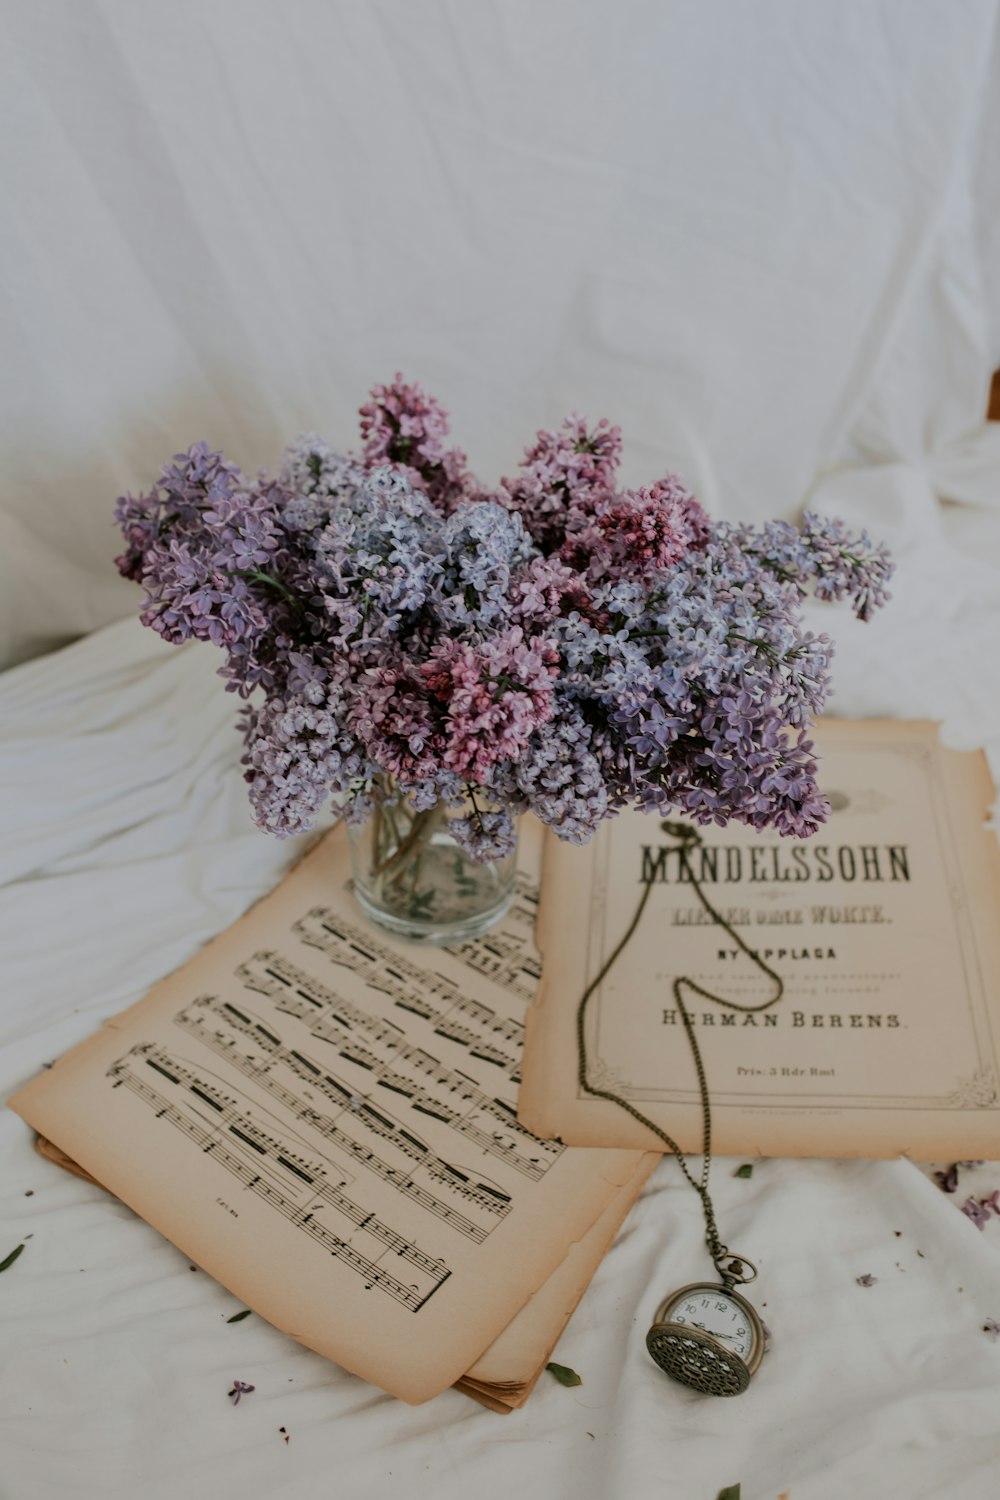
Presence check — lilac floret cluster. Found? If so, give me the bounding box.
[115,374,893,857]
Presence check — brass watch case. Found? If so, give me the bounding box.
[646,1282,765,1396]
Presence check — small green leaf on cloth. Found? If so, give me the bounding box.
[546,1361,582,1387]
[0,1244,25,1273]
[734,1164,753,1179]
[716,1485,741,1500]
[227,1309,252,1323]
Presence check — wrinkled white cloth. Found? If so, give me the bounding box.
[2,603,1000,1500]
[2,0,1000,667]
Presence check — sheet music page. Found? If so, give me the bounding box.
[8,820,646,1404]
[31,1134,656,1409]
[519,720,1000,1159]
[461,1149,656,1396]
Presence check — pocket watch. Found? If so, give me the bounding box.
[646,1274,765,1396]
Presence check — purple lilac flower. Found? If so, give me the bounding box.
[242,654,371,837]
[114,380,893,857]
[510,700,610,843]
[450,806,518,862]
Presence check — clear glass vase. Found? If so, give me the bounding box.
[345,780,518,945]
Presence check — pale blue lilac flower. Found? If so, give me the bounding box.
[436,501,534,630]
[278,434,367,531]
[312,466,444,644]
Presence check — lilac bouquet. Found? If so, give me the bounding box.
[115,375,891,890]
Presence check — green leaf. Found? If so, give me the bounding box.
[226,1309,252,1324]
[0,1243,25,1273]
[734,1164,753,1179]
[546,1361,582,1388]
[716,1486,741,1500]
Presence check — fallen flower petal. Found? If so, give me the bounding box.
[228,1380,256,1405]
[961,1197,992,1230]
[934,1164,959,1193]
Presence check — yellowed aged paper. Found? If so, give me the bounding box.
[31,1132,654,1410]
[519,719,1000,1159]
[8,820,646,1405]
[461,1150,657,1403]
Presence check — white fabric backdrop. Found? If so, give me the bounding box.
[2,0,999,666]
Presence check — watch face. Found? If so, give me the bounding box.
[658,1285,758,1364]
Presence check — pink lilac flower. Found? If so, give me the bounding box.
[359,373,475,514]
[423,629,559,783]
[561,478,706,584]
[499,414,622,551]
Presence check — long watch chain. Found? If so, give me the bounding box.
[575,821,785,1284]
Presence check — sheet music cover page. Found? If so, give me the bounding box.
[7,822,646,1404]
[519,720,1000,1159]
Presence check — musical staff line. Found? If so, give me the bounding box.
[106,1046,451,1313]
[175,996,509,1241]
[446,874,541,1000]
[292,910,525,1071]
[237,952,563,1180]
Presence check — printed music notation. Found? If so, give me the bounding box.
[86,839,582,1348]
[107,1044,452,1312]
[292,911,526,1078]
[233,950,561,1181]
[448,873,542,1002]
[174,994,513,1241]
[14,826,652,1406]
